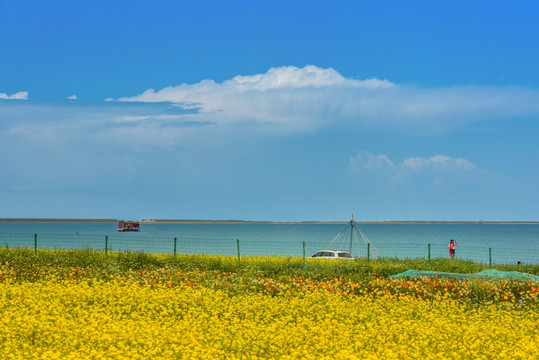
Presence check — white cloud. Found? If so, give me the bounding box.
[349,150,394,171]
[350,150,478,177]
[114,65,400,133]
[223,65,393,91]
[118,65,393,103]
[402,155,476,171]
[0,91,28,100]
[67,94,78,100]
[110,65,539,135]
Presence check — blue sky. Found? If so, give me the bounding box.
[1,1,538,221]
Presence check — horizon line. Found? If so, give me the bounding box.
[0,218,538,224]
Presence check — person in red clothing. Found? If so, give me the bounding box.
[448,239,457,259]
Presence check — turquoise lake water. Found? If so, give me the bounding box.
[1,222,537,264]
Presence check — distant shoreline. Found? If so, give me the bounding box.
[0,218,538,225]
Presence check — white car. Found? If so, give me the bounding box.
[311,250,354,260]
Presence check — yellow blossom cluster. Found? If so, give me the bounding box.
[0,277,537,359]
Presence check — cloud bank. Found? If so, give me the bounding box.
[3,66,539,158]
[5,65,535,154]
[115,65,539,134]
[1,66,537,219]
[0,65,534,192]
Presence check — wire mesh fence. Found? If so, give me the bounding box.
[0,232,537,265]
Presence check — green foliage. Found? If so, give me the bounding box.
[1,247,537,280]
[1,248,537,308]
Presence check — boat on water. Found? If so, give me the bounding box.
[117,220,141,232]
[311,215,378,259]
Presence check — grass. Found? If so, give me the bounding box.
[1,247,537,280]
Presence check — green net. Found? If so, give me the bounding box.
[391,269,539,282]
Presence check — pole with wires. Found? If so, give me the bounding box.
[322,214,379,260]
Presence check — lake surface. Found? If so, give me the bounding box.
[1,222,537,264]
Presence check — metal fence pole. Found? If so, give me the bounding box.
[105,235,108,254]
[302,241,306,272]
[367,243,370,262]
[174,237,177,258]
[428,243,431,265]
[236,239,241,266]
[489,248,492,268]
[34,234,37,254]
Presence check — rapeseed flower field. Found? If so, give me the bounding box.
[0,250,537,359]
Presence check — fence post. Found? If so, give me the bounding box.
[302,241,306,272]
[489,248,492,268]
[428,243,431,265]
[105,235,108,254]
[236,239,241,266]
[367,243,370,262]
[34,234,37,254]
[174,237,177,258]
